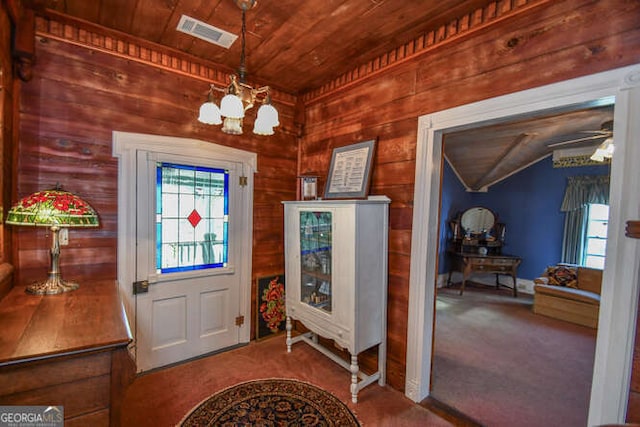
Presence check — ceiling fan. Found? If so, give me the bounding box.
[546,120,613,148]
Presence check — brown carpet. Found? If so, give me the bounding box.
[178,378,360,426]
[122,335,453,426]
[432,283,597,427]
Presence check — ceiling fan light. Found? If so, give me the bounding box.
[221,117,243,135]
[198,101,222,125]
[590,146,608,161]
[603,138,614,157]
[220,94,245,118]
[590,137,614,162]
[256,103,279,127]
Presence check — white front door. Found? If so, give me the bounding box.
[113,132,255,374]
[134,150,244,372]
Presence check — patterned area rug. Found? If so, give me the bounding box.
[179,378,361,426]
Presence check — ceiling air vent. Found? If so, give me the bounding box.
[177,15,238,49]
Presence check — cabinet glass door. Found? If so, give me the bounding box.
[299,211,332,313]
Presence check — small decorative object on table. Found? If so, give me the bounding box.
[256,274,286,339]
[298,175,318,200]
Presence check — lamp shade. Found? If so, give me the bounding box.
[221,117,244,135]
[256,103,280,127]
[220,94,245,119]
[6,189,99,227]
[198,101,223,125]
[253,118,274,135]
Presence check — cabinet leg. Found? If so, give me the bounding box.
[286,316,292,353]
[378,341,386,386]
[350,354,359,403]
[512,274,518,298]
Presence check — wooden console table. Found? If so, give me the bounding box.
[0,280,132,426]
[447,252,522,297]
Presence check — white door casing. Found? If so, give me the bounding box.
[113,132,256,371]
[405,63,640,427]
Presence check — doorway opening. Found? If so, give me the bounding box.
[430,102,613,425]
[405,63,640,425]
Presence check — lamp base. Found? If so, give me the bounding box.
[26,274,79,295]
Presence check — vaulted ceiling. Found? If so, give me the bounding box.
[23,0,615,188]
[444,105,614,191]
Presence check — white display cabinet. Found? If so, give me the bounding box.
[283,196,390,403]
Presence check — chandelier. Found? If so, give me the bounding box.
[198,0,279,135]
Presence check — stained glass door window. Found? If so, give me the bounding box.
[156,162,229,273]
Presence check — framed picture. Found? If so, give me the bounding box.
[324,139,376,199]
[256,274,286,340]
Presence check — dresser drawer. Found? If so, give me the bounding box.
[1,373,110,419]
[0,352,111,395]
[491,258,517,266]
[468,258,516,267]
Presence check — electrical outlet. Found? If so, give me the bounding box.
[59,228,69,245]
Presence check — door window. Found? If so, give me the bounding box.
[156,162,229,273]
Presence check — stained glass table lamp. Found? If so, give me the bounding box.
[5,187,99,295]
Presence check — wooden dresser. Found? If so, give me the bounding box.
[0,280,132,426]
[447,252,522,296]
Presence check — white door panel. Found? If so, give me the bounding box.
[135,150,242,372]
[151,295,187,350]
[114,132,255,374]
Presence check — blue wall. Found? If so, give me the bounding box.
[439,157,610,279]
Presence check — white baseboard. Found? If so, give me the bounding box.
[436,272,534,295]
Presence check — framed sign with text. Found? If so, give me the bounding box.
[323,139,376,199]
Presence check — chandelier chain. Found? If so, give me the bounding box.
[239,9,247,83]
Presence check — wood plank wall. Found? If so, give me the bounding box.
[14,23,298,339]
[300,0,640,400]
[0,1,16,298]
[4,0,640,419]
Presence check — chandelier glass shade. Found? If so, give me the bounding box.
[5,187,99,295]
[198,0,279,135]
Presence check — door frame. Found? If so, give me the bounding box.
[112,131,256,362]
[405,63,640,426]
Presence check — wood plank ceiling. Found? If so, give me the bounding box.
[27,0,492,94]
[24,0,615,189]
[444,105,614,191]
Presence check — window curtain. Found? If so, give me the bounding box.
[560,175,610,264]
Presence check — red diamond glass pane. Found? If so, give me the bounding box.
[188,209,202,228]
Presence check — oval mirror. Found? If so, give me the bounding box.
[460,207,495,234]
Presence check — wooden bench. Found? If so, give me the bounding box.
[533,265,602,328]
